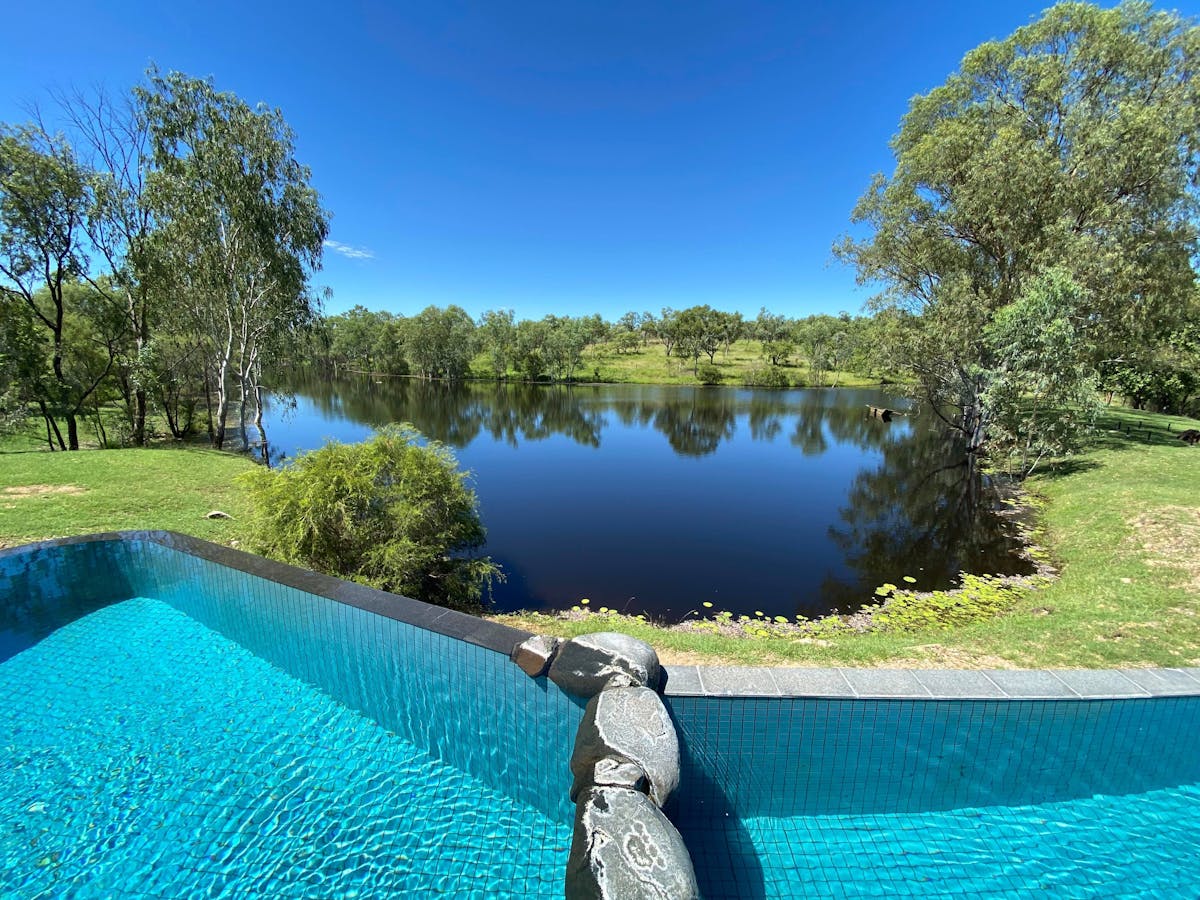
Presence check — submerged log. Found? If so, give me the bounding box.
[867,405,896,421]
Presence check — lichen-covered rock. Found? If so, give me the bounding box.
[511,634,561,677]
[548,632,661,697]
[571,755,649,802]
[566,787,698,900]
[571,687,679,807]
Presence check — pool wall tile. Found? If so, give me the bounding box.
[666,694,1200,821]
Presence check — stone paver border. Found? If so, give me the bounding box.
[664,664,1200,699]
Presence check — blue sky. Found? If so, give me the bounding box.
[6,1,1197,320]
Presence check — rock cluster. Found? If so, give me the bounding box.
[511,631,697,900]
[511,634,560,677]
[571,687,679,808]
[547,631,662,695]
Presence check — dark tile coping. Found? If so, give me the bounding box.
[664,665,1200,700]
[0,531,533,658]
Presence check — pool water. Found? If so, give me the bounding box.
[684,788,1200,898]
[666,693,1200,898]
[0,598,569,899]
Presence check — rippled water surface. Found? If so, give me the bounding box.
[261,376,1034,621]
[0,599,568,899]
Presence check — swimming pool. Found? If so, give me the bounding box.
[663,673,1200,898]
[2,532,1198,898]
[0,534,582,898]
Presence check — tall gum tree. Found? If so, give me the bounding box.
[139,70,328,450]
[837,1,1200,457]
[57,86,160,446]
[0,126,120,450]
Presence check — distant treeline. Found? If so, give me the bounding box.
[306,304,893,386]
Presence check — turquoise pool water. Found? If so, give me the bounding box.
[667,694,1200,898]
[3,535,1199,898]
[1,598,569,898]
[681,788,1200,898]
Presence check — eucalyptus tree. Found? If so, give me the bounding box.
[837,1,1200,457]
[717,310,744,357]
[139,69,328,449]
[405,304,476,379]
[657,307,681,357]
[755,307,795,366]
[541,315,589,381]
[478,308,517,379]
[0,126,120,449]
[56,86,161,445]
[672,304,725,370]
[325,305,408,375]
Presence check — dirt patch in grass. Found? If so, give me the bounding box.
[1,484,86,497]
[881,646,1020,670]
[1129,505,1200,590]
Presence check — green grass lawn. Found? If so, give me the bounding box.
[0,435,254,549]
[3,404,1199,669]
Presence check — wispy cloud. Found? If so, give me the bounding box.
[323,240,375,260]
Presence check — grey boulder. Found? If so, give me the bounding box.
[571,687,679,808]
[548,632,661,697]
[566,786,698,900]
[511,634,561,677]
[571,755,648,801]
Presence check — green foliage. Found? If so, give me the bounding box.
[838,1,1200,455]
[743,363,790,388]
[240,425,500,610]
[1100,316,1200,414]
[477,308,516,379]
[866,574,1037,632]
[981,269,1100,475]
[404,305,476,380]
[696,362,723,385]
[327,305,408,374]
[0,126,117,449]
[140,68,330,449]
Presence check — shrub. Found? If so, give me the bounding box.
[696,362,723,385]
[743,364,790,389]
[239,424,501,610]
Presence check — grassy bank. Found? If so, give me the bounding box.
[470,337,885,388]
[3,406,1199,669]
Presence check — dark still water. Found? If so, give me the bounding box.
[260,374,1032,621]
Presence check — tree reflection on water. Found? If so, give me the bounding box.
[262,373,1032,619]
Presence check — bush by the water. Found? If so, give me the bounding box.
[240,425,500,610]
[743,364,790,389]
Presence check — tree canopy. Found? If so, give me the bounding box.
[837,1,1200,464]
[0,68,327,451]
